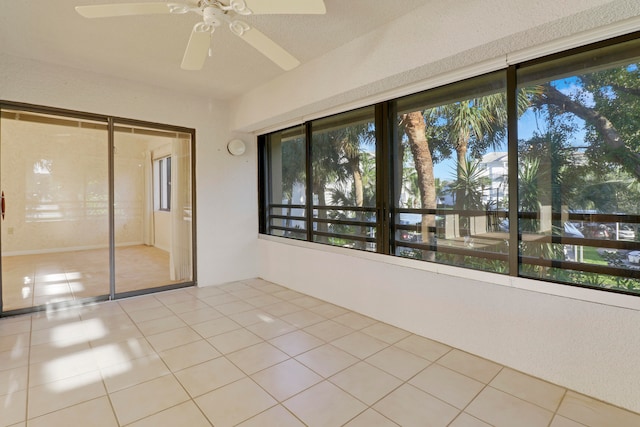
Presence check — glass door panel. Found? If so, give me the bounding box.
[113,124,193,295]
[1,109,109,311]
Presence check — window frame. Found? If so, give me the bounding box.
[258,31,640,297]
[309,106,378,252]
[155,155,171,212]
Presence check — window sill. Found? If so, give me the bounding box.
[258,234,640,311]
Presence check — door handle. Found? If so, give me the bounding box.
[1,191,5,220]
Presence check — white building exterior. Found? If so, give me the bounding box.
[478,151,509,209]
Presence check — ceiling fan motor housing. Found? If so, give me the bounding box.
[201,6,223,30]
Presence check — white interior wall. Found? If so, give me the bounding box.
[153,212,171,252]
[150,142,172,252]
[258,238,640,413]
[236,0,640,414]
[0,118,111,254]
[114,132,148,248]
[0,53,259,285]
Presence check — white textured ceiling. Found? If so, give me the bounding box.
[0,0,433,100]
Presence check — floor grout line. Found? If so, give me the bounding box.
[3,281,640,426]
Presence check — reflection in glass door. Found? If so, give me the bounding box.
[1,109,110,312]
[113,123,193,296]
[0,106,195,315]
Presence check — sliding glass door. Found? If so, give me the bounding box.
[0,109,110,311]
[113,123,193,296]
[0,105,195,315]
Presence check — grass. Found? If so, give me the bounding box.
[582,246,608,266]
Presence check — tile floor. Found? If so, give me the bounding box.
[1,278,639,426]
[2,245,183,311]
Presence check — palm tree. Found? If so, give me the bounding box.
[311,130,347,242]
[280,135,305,226]
[435,94,507,173]
[433,93,514,232]
[340,123,375,209]
[281,136,305,199]
[449,158,492,211]
[331,123,375,249]
[400,111,437,261]
[328,151,377,247]
[402,166,419,208]
[518,156,545,232]
[517,155,565,277]
[400,85,536,258]
[312,121,375,248]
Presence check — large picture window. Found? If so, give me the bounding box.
[262,125,307,240]
[393,72,508,273]
[516,38,640,291]
[258,33,640,296]
[311,107,377,251]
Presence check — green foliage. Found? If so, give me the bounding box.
[517,156,545,233]
[582,64,640,180]
[449,158,491,210]
[398,248,422,260]
[280,136,305,200]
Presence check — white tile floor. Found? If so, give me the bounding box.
[1,278,640,426]
[1,246,183,311]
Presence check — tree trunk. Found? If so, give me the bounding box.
[456,136,468,173]
[401,112,437,261]
[397,141,405,206]
[542,84,640,180]
[350,157,365,249]
[455,135,469,236]
[314,180,328,243]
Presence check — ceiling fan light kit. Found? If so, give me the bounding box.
[75,0,326,71]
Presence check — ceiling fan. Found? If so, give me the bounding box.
[75,0,326,70]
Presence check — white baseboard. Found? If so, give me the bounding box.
[3,241,145,257]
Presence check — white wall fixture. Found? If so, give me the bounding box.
[227,138,246,156]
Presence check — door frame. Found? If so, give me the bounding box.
[0,101,197,316]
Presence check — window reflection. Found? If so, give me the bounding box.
[265,125,307,240]
[517,38,640,291]
[394,72,509,273]
[257,35,640,295]
[1,108,195,312]
[311,107,377,251]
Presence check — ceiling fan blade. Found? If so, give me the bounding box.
[75,2,171,18]
[181,26,211,70]
[243,0,326,15]
[238,26,300,70]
